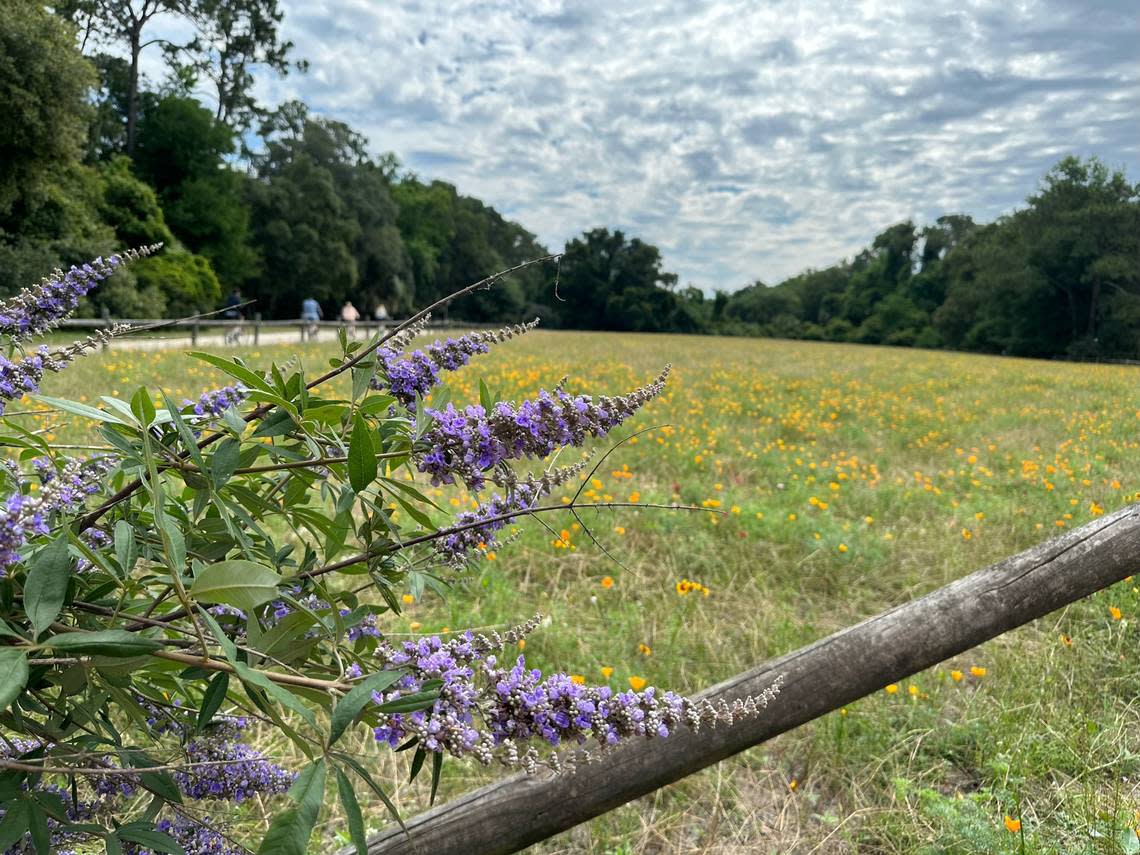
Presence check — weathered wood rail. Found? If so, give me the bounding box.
[344,503,1140,855]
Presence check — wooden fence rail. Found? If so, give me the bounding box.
[57,316,488,348]
[347,503,1140,855]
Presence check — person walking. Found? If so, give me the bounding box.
[300,297,322,341]
[340,300,360,338]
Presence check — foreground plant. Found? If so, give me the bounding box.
[0,251,779,855]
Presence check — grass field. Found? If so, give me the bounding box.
[26,330,1140,853]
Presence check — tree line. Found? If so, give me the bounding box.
[2,1,1138,360]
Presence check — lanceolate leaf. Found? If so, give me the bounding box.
[328,670,402,747]
[0,800,30,850]
[42,630,163,658]
[335,768,368,855]
[23,535,71,639]
[116,824,185,855]
[0,648,29,713]
[348,413,377,493]
[231,661,317,729]
[195,672,229,733]
[189,560,281,612]
[210,438,241,487]
[256,759,326,855]
[113,520,137,575]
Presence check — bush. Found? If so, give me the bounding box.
[0,250,777,854]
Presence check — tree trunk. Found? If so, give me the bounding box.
[348,504,1140,855]
[126,27,141,156]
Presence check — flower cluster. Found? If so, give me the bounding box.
[0,329,126,415]
[119,816,245,855]
[436,463,587,565]
[174,721,295,802]
[0,715,296,855]
[0,245,156,341]
[675,578,710,596]
[372,320,538,406]
[188,384,248,418]
[0,456,113,573]
[419,367,669,489]
[368,619,780,770]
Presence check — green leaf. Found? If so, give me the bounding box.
[189,560,281,612]
[0,800,30,850]
[256,759,326,855]
[232,661,317,729]
[158,515,186,575]
[409,747,426,783]
[429,750,443,805]
[33,395,130,425]
[104,835,124,855]
[210,438,241,488]
[161,392,206,470]
[251,408,297,438]
[479,377,493,412]
[196,672,230,733]
[348,414,377,493]
[336,768,368,855]
[1119,829,1140,855]
[336,753,405,831]
[187,352,275,396]
[196,606,237,662]
[0,648,28,712]
[23,535,71,639]
[28,801,49,854]
[375,689,439,714]
[43,630,163,658]
[117,824,186,855]
[130,387,156,426]
[137,770,182,804]
[328,671,402,747]
[114,521,137,575]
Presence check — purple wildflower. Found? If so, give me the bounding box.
[371,321,539,407]
[419,368,669,489]
[435,462,588,565]
[173,727,295,802]
[0,456,112,573]
[367,620,780,769]
[188,385,248,418]
[0,245,157,342]
[0,329,127,416]
[123,817,245,855]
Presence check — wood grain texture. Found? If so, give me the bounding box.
[350,504,1140,855]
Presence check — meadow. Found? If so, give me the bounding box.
[25,330,1140,854]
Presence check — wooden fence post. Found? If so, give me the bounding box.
[348,504,1140,855]
[254,313,261,346]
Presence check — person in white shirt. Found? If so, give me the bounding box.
[340,301,360,338]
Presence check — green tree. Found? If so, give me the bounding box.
[134,95,258,286]
[0,1,96,216]
[556,228,679,331]
[171,0,303,137]
[1020,156,1140,354]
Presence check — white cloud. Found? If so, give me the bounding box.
[252,0,1139,289]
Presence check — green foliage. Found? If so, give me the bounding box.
[554,228,682,331]
[721,157,1140,359]
[132,249,223,317]
[0,0,95,217]
[97,155,173,248]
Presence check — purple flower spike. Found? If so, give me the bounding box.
[419,367,669,489]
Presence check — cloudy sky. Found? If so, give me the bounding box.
[247,0,1139,290]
